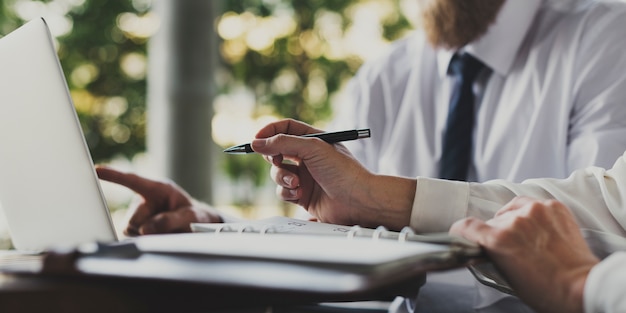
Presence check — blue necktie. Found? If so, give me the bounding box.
[439,53,485,181]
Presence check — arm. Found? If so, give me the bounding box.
[255,119,626,237]
[567,6,626,172]
[412,151,626,236]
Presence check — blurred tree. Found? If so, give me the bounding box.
[0,0,413,210]
[0,0,23,34]
[214,0,413,206]
[60,1,150,162]
[218,0,412,124]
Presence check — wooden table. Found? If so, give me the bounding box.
[0,268,409,312]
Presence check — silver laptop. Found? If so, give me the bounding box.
[0,18,117,252]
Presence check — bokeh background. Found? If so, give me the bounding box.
[0,0,418,247]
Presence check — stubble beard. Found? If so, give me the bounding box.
[419,0,506,50]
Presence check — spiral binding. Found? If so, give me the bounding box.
[204,221,479,251]
[213,224,280,234]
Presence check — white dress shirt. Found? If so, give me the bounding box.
[333,0,626,183]
[585,252,626,313]
[330,0,626,311]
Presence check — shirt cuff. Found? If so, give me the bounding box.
[584,252,626,313]
[410,177,470,232]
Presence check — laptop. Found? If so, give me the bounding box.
[0,18,118,253]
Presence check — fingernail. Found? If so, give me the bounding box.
[288,189,298,197]
[283,175,294,187]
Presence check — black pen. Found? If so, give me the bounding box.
[223,129,371,154]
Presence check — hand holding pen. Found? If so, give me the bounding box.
[224,128,371,154]
[228,119,415,230]
[237,119,373,226]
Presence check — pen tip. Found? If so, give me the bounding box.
[223,144,254,154]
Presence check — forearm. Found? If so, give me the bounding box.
[349,173,415,230]
[410,152,626,235]
[473,161,626,235]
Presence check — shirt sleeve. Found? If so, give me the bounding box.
[411,151,626,236]
[411,177,471,232]
[584,252,626,313]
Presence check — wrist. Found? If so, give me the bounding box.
[562,264,594,313]
[349,172,416,230]
[534,261,595,313]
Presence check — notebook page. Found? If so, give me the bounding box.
[132,232,451,270]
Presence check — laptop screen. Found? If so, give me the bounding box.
[0,18,117,251]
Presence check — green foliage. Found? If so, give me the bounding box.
[0,0,413,190]
[61,1,148,162]
[221,0,354,124]
[0,2,21,35]
[217,0,412,186]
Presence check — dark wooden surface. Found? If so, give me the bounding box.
[0,267,410,313]
[0,272,253,312]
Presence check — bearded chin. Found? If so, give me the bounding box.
[420,0,505,50]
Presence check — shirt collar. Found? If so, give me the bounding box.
[436,0,543,78]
